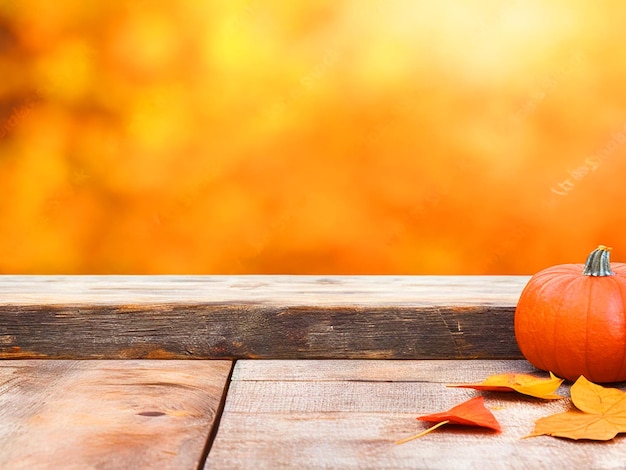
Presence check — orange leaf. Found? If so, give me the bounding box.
[418,396,501,431]
[526,376,626,440]
[396,396,500,444]
[448,372,564,399]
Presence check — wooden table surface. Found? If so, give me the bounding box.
[1,276,625,469]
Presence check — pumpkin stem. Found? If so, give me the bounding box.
[583,245,614,276]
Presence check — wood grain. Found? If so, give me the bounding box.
[231,359,538,382]
[206,360,626,470]
[0,275,527,306]
[0,275,527,359]
[0,360,232,470]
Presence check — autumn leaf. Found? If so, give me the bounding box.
[448,372,564,399]
[526,376,626,440]
[396,396,500,444]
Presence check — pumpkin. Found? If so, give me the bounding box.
[514,245,626,383]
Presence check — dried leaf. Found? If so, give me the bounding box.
[526,376,626,440]
[396,396,501,443]
[418,396,501,430]
[448,372,564,399]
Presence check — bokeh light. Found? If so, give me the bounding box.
[2,0,626,274]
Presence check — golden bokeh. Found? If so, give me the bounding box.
[2,0,626,274]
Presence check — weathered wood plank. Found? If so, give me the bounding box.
[231,359,538,382]
[0,275,528,359]
[205,360,626,470]
[0,360,232,470]
[0,275,527,306]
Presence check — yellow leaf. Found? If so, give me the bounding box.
[448,372,564,399]
[526,376,626,440]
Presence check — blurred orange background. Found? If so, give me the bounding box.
[2,0,626,274]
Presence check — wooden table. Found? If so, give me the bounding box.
[1,276,624,469]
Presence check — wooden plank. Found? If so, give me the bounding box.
[0,275,527,306]
[231,359,538,382]
[205,360,626,469]
[0,275,528,359]
[0,360,232,469]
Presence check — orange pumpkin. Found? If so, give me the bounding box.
[515,245,626,383]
